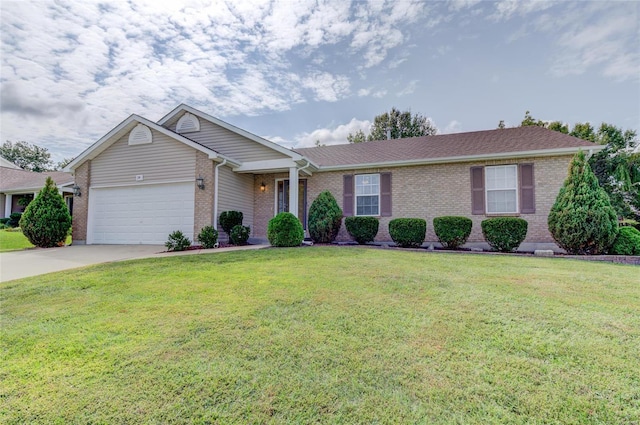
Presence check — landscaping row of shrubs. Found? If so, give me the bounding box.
[165,210,251,251]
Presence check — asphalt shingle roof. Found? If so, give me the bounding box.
[296,126,600,167]
[0,167,73,192]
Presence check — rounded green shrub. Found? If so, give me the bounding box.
[196,225,218,249]
[165,230,191,251]
[268,212,304,247]
[219,211,243,235]
[19,177,72,248]
[230,225,251,246]
[345,216,379,244]
[389,218,426,248]
[548,150,618,254]
[433,216,472,249]
[8,212,22,228]
[481,217,528,252]
[308,191,343,243]
[609,226,640,255]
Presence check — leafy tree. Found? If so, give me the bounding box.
[347,129,366,144]
[56,157,74,170]
[548,151,618,254]
[19,177,72,248]
[519,112,639,220]
[347,108,437,142]
[0,141,53,172]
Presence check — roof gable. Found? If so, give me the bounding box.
[64,114,238,172]
[158,104,302,161]
[297,126,604,169]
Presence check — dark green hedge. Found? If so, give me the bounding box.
[345,216,379,244]
[230,225,251,246]
[481,217,528,252]
[389,218,426,248]
[219,211,243,235]
[268,212,304,247]
[433,216,472,249]
[609,226,640,255]
[308,191,342,243]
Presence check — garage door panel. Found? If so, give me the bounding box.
[89,182,194,244]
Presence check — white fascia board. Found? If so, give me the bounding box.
[157,104,303,161]
[233,158,300,173]
[315,146,606,172]
[64,114,223,172]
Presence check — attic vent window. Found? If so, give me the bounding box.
[128,124,153,145]
[176,113,200,133]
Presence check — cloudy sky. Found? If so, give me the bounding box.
[1,0,638,162]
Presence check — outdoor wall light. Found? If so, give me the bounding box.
[260,182,266,192]
[72,184,81,197]
[196,176,205,190]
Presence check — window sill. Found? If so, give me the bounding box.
[485,212,520,217]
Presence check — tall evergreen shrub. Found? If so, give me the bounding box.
[548,151,619,254]
[308,191,343,243]
[19,177,72,248]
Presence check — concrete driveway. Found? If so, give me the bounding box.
[0,244,269,282]
[0,245,164,282]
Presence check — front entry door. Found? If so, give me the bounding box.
[277,179,307,229]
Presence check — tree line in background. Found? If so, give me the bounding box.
[514,110,639,222]
[0,141,72,172]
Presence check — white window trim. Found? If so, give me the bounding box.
[355,173,380,217]
[485,164,519,214]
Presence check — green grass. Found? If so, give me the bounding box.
[1,247,638,424]
[0,229,71,252]
[0,229,34,252]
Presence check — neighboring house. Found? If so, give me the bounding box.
[64,104,604,249]
[0,164,74,217]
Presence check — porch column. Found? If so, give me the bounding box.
[5,194,12,217]
[288,167,298,218]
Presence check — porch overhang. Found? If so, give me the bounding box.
[233,158,318,175]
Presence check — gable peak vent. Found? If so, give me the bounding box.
[176,112,200,133]
[128,124,153,145]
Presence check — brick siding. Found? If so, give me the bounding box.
[193,151,214,236]
[252,155,572,244]
[71,160,90,243]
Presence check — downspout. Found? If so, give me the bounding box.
[297,159,311,175]
[213,159,227,231]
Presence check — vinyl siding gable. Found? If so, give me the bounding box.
[167,114,288,163]
[217,165,254,233]
[91,128,196,187]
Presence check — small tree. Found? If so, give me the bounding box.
[308,191,343,243]
[19,177,72,247]
[548,151,619,254]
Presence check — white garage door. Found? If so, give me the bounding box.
[89,182,194,244]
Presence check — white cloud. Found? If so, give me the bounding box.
[292,118,372,148]
[443,120,462,133]
[303,72,350,102]
[397,80,419,96]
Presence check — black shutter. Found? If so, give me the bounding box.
[519,164,535,214]
[343,175,354,216]
[471,166,485,215]
[380,173,392,217]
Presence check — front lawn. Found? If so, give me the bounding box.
[0,229,34,252]
[0,229,72,252]
[1,248,638,424]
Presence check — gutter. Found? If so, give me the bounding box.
[313,146,606,172]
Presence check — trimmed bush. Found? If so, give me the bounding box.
[268,212,304,247]
[196,225,218,249]
[481,217,528,252]
[19,177,72,248]
[165,230,191,251]
[389,218,426,248]
[345,216,379,244]
[609,226,640,255]
[433,216,472,249]
[548,150,618,254]
[308,191,343,243]
[230,225,251,246]
[8,212,22,228]
[219,211,243,235]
